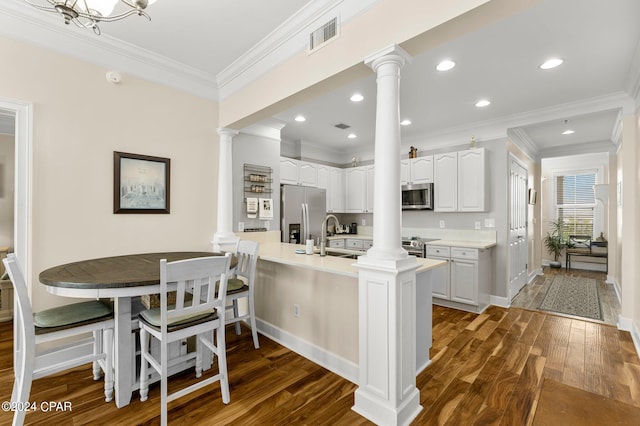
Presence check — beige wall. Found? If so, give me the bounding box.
[618,112,638,325]
[0,36,220,311]
[0,133,14,248]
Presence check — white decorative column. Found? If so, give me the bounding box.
[212,128,240,252]
[352,45,421,426]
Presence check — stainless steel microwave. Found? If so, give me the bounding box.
[402,183,433,210]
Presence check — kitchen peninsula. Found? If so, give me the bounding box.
[252,241,445,383]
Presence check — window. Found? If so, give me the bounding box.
[555,171,596,238]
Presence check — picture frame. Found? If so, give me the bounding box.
[114,151,170,214]
[528,188,537,205]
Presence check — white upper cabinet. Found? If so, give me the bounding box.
[345,167,367,213]
[317,165,344,213]
[298,161,318,187]
[329,167,345,213]
[280,158,317,187]
[401,156,433,185]
[344,165,374,213]
[457,148,486,212]
[280,158,299,185]
[365,165,374,213]
[434,148,486,212]
[434,152,458,212]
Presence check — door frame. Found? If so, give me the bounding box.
[0,97,32,296]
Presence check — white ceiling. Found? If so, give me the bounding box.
[1,0,639,157]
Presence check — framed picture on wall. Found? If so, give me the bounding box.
[114,151,170,214]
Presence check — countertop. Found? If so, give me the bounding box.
[425,239,497,249]
[326,234,496,249]
[258,242,445,278]
[326,234,371,241]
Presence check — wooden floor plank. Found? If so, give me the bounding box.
[1,268,638,426]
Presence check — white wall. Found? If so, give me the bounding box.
[0,36,220,311]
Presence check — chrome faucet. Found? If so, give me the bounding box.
[320,214,340,256]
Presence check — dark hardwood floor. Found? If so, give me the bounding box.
[1,272,638,425]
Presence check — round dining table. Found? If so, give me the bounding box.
[40,251,236,408]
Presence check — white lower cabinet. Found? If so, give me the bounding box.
[328,239,345,248]
[427,245,491,313]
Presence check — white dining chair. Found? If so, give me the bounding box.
[224,239,260,349]
[3,254,114,426]
[138,253,232,426]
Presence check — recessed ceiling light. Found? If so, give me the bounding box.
[350,93,364,102]
[475,99,491,108]
[540,58,564,70]
[400,119,412,126]
[436,60,456,71]
[294,115,306,122]
[347,133,357,139]
[562,129,575,135]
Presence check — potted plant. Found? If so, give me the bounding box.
[543,218,566,268]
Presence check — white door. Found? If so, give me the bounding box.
[509,155,528,300]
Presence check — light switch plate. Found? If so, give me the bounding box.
[484,218,495,228]
[439,220,445,228]
[238,222,245,232]
[264,221,270,230]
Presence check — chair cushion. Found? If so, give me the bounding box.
[216,278,249,295]
[33,300,113,330]
[139,306,217,332]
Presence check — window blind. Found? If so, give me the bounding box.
[555,172,596,238]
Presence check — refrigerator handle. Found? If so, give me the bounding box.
[304,203,310,241]
[301,202,307,241]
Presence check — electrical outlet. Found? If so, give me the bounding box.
[238,222,245,232]
[439,220,445,228]
[264,220,270,230]
[361,219,366,226]
[293,304,300,318]
[475,221,481,230]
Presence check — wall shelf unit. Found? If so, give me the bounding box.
[243,163,273,202]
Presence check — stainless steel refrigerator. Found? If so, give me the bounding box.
[281,185,326,244]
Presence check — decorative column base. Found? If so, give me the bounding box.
[212,232,239,253]
[352,255,421,426]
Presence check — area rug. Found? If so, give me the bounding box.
[533,379,640,425]
[539,276,603,321]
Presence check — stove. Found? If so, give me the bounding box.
[401,237,439,258]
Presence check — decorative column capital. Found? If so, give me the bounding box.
[364,44,412,72]
[217,127,239,138]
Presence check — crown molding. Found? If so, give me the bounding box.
[241,119,286,141]
[216,0,380,100]
[0,2,218,100]
[508,128,539,161]
[539,140,615,159]
[611,109,624,148]
[399,91,634,153]
[626,30,640,111]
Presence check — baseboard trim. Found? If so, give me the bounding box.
[490,295,510,308]
[256,318,359,384]
[618,315,640,360]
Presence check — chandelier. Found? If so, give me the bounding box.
[24,0,156,35]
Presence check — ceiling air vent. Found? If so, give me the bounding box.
[309,17,338,52]
[334,123,350,130]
